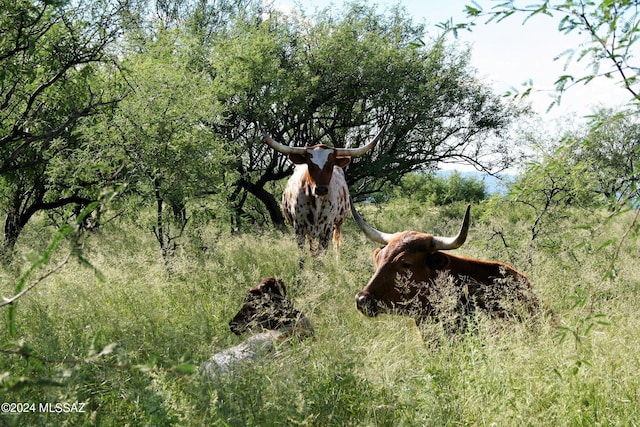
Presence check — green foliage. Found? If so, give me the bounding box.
[0,0,130,250]
[459,0,640,106]
[507,108,640,261]
[510,144,598,243]
[104,25,236,266]
[1,3,639,423]
[206,0,520,224]
[0,0,521,249]
[458,0,640,286]
[451,1,640,289]
[383,171,487,205]
[578,108,640,207]
[3,193,113,338]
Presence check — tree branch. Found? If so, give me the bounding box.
[0,253,71,308]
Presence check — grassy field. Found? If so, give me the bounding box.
[1,199,639,426]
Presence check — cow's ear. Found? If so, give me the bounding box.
[334,157,351,168]
[288,153,307,164]
[425,252,449,270]
[260,278,287,297]
[273,279,287,297]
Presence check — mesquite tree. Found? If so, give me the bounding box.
[0,0,130,252]
[208,2,522,227]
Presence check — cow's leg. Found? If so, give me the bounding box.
[309,237,320,257]
[297,234,306,252]
[294,226,308,268]
[318,226,332,254]
[293,223,306,251]
[332,224,342,254]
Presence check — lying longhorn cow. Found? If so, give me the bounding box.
[351,201,541,330]
[228,277,314,338]
[264,128,382,255]
[201,278,313,379]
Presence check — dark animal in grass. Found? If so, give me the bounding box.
[201,278,313,378]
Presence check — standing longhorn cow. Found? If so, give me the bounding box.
[350,201,541,330]
[263,128,383,255]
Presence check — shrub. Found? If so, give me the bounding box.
[384,171,487,205]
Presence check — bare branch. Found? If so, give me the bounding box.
[0,253,71,308]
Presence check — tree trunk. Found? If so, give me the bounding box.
[3,205,26,255]
[152,180,176,276]
[2,188,32,255]
[1,185,92,256]
[239,179,286,230]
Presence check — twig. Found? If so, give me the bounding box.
[604,207,640,279]
[0,253,71,308]
[492,229,509,248]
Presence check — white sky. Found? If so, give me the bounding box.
[270,0,632,123]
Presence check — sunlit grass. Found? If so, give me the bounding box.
[1,201,639,425]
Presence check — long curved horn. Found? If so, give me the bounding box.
[334,125,386,157]
[350,197,399,244]
[432,204,471,250]
[263,133,307,156]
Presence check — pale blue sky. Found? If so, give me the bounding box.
[269,0,630,122]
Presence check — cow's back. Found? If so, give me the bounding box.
[447,256,539,317]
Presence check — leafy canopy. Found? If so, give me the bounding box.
[457,0,640,107]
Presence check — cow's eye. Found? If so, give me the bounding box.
[401,261,412,269]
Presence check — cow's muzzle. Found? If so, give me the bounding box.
[228,319,245,335]
[355,292,378,317]
[313,185,329,196]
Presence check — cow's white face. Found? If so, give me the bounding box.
[289,145,350,197]
[308,146,332,169]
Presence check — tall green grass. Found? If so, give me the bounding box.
[1,200,638,425]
